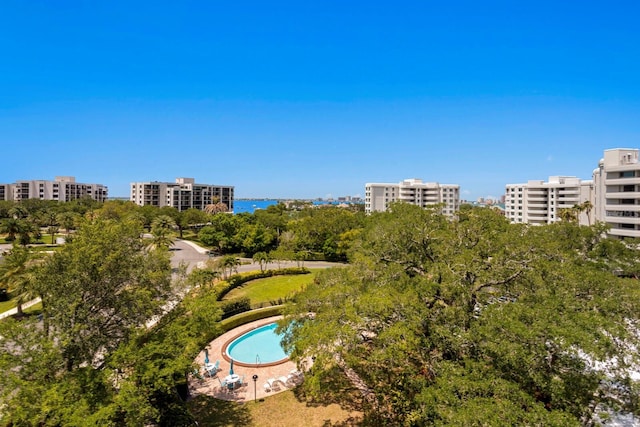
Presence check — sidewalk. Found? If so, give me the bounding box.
[0,297,41,320]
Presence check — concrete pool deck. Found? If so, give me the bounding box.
[188,316,305,403]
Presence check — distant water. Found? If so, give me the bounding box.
[233,199,279,214]
[234,199,361,214]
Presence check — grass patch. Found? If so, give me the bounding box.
[187,390,361,426]
[0,298,42,316]
[0,298,17,313]
[222,270,318,305]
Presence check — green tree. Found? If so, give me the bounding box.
[217,254,240,279]
[35,218,173,371]
[281,204,640,425]
[0,245,38,316]
[286,206,364,261]
[252,251,271,272]
[150,214,177,250]
[0,217,22,241]
[57,211,79,236]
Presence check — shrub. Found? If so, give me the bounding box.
[220,297,251,319]
[220,306,284,332]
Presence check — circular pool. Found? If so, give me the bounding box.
[224,322,289,367]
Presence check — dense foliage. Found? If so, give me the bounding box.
[0,215,225,426]
[281,203,640,425]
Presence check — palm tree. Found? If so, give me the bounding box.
[149,215,177,250]
[204,196,229,215]
[219,255,240,279]
[47,225,60,244]
[0,245,36,316]
[0,218,22,241]
[252,251,271,272]
[8,205,28,219]
[558,208,577,223]
[58,212,78,236]
[151,215,177,231]
[581,200,594,226]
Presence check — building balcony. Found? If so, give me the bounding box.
[605,203,640,211]
[607,228,640,239]
[605,177,640,185]
[527,196,548,202]
[605,191,640,199]
[606,216,640,225]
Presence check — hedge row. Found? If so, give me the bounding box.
[213,267,310,301]
[219,305,284,332]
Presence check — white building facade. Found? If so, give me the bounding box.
[130,177,234,212]
[505,176,593,225]
[593,148,640,239]
[0,176,108,202]
[365,178,460,215]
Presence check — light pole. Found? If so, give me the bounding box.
[252,374,258,403]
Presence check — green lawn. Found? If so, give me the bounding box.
[0,298,17,313]
[222,270,319,305]
[187,389,361,426]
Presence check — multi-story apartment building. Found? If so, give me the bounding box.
[365,178,460,215]
[0,176,108,202]
[505,176,593,225]
[130,177,234,212]
[593,148,640,239]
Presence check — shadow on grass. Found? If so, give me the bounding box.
[187,395,253,427]
[291,369,364,426]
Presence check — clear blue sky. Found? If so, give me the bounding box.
[2,1,639,200]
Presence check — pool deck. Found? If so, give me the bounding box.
[188,316,305,402]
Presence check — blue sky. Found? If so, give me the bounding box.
[1,1,640,200]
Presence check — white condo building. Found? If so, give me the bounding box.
[505,176,593,225]
[365,179,460,215]
[593,148,640,239]
[130,177,234,212]
[0,176,108,202]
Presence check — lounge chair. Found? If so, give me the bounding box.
[205,360,220,372]
[192,368,205,382]
[264,377,279,391]
[204,365,217,378]
[277,376,290,387]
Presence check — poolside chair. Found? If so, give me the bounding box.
[217,377,229,391]
[191,368,205,382]
[277,376,290,387]
[204,360,220,376]
[264,377,279,391]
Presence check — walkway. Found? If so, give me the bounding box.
[188,316,307,403]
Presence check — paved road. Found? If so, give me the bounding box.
[174,239,344,272]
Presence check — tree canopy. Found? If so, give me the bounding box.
[281,203,640,425]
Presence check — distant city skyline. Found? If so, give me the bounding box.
[2,2,639,200]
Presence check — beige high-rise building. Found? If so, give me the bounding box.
[130,177,234,212]
[593,148,640,239]
[364,178,460,215]
[505,176,593,225]
[0,176,108,202]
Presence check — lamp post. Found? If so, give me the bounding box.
[252,374,258,402]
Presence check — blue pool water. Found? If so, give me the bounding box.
[227,323,288,365]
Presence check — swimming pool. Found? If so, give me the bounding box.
[224,323,289,367]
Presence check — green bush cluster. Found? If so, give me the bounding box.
[219,297,252,319]
[220,306,284,332]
